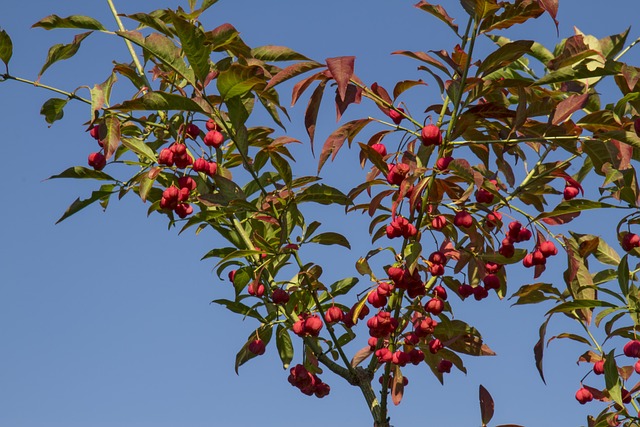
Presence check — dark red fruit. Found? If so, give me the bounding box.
[371,143,387,157]
[431,215,447,230]
[185,123,200,139]
[624,339,640,357]
[453,211,473,228]
[437,359,453,373]
[88,152,106,171]
[271,288,290,305]
[575,387,593,404]
[158,148,175,166]
[622,233,640,252]
[421,124,442,146]
[389,107,405,125]
[424,298,444,315]
[204,130,224,148]
[435,156,453,172]
[539,241,558,257]
[206,118,218,131]
[324,306,344,323]
[593,360,605,375]
[248,339,266,355]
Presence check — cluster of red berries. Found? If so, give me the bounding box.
[87,125,107,170]
[159,176,196,218]
[498,221,532,258]
[292,314,323,337]
[427,251,447,276]
[287,364,330,398]
[387,265,426,299]
[343,304,370,328]
[475,180,497,204]
[522,240,557,268]
[203,119,224,148]
[367,311,399,339]
[367,282,394,308]
[386,216,417,239]
[424,285,447,315]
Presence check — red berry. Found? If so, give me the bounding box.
[392,350,410,366]
[367,290,388,308]
[89,125,100,140]
[424,298,444,315]
[575,387,593,404]
[473,286,489,301]
[499,243,515,258]
[433,285,447,300]
[324,306,344,323]
[564,185,580,200]
[247,282,265,297]
[248,339,266,355]
[421,124,442,146]
[389,107,405,125]
[635,360,640,375]
[485,211,503,229]
[431,215,447,230]
[453,211,473,228]
[206,118,218,131]
[428,251,446,265]
[371,143,387,157]
[539,241,558,257]
[483,274,500,290]
[271,288,290,305]
[437,359,453,373]
[531,249,546,265]
[204,130,224,147]
[178,176,197,191]
[593,360,605,375]
[624,339,640,357]
[475,188,494,204]
[386,163,410,186]
[304,315,323,337]
[622,233,640,252]
[435,156,453,172]
[185,123,200,139]
[428,338,443,354]
[458,284,474,299]
[158,148,175,166]
[88,152,106,171]
[375,348,393,363]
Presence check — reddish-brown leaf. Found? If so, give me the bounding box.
[393,79,428,99]
[540,212,580,225]
[326,56,355,102]
[335,83,362,121]
[621,64,640,92]
[266,61,324,91]
[304,80,327,154]
[318,119,372,173]
[537,0,559,32]
[369,82,393,114]
[551,92,589,125]
[414,1,459,34]
[350,346,373,367]
[291,71,326,106]
[392,50,451,76]
[391,365,404,406]
[479,385,494,426]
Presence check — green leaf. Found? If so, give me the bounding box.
[477,40,534,76]
[0,29,13,66]
[308,232,351,249]
[217,63,266,100]
[618,254,630,296]
[534,60,622,86]
[168,11,211,84]
[90,73,117,121]
[275,325,293,369]
[213,175,247,202]
[604,349,623,406]
[329,277,359,298]
[535,200,621,221]
[32,15,106,31]
[121,137,157,162]
[38,31,92,78]
[533,317,550,384]
[56,185,115,224]
[297,183,350,206]
[594,239,621,266]
[110,91,206,113]
[211,299,265,322]
[48,166,115,181]
[102,115,121,160]
[545,299,616,316]
[40,98,68,124]
[478,249,527,265]
[547,333,591,346]
[116,30,196,86]
[269,151,292,185]
[251,45,310,61]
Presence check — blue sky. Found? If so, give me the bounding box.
[1,1,639,426]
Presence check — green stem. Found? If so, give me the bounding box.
[106,0,150,88]
[444,18,479,145]
[1,74,90,103]
[615,35,640,61]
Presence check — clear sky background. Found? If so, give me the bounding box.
[1,1,639,426]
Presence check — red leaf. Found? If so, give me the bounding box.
[479,385,495,426]
[391,366,404,406]
[326,56,355,102]
[537,0,559,33]
[414,1,459,34]
[305,81,327,154]
[318,118,372,173]
[551,92,589,125]
[335,83,362,121]
[265,61,324,91]
[291,71,326,106]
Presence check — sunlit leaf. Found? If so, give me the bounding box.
[40,97,67,124]
[38,31,92,78]
[32,14,105,31]
[0,29,13,66]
